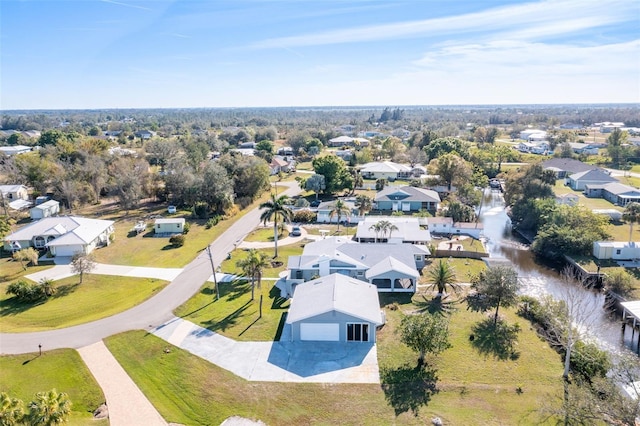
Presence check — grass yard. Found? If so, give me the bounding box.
[422,258,486,284]
[0,257,52,284]
[0,275,167,332]
[0,349,107,425]
[175,245,304,341]
[243,226,285,242]
[108,290,562,425]
[553,180,624,211]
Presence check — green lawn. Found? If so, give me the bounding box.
[0,257,52,284]
[422,258,486,284]
[0,275,167,332]
[553,180,624,211]
[243,226,285,242]
[108,291,562,425]
[175,245,304,341]
[0,349,107,425]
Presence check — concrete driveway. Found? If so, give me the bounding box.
[152,317,380,384]
[25,263,183,283]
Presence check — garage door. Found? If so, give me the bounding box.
[300,323,339,341]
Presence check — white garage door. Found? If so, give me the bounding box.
[53,245,84,257]
[300,323,339,341]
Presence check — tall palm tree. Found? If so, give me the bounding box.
[329,199,351,233]
[28,389,72,426]
[369,222,383,243]
[427,259,461,299]
[259,193,293,258]
[236,249,269,300]
[355,194,372,217]
[378,220,399,241]
[623,202,640,243]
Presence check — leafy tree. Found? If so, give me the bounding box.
[423,137,470,161]
[169,234,185,247]
[12,248,39,270]
[503,163,555,208]
[200,162,234,214]
[427,153,471,191]
[255,139,274,160]
[70,252,96,283]
[38,130,69,147]
[604,268,635,298]
[469,265,520,326]
[219,154,270,202]
[355,195,372,216]
[444,200,476,223]
[108,157,150,212]
[259,193,293,258]
[375,178,387,191]
[399,313,451,366]
[6,133,26,146]
[145,139,178,172]
[329,200,351,232]
[305,174,326,200]
[427,259,461,298]
[312,155,353,194]
[27,389,72,426]
[406,146,427,167]
[606,128,629,166]
[0,216,11,239]
[622,202,640,242]
[490,145,514,173]
[0,392,24,426]
[236,249,269,300]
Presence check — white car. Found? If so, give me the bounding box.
[167,205,177,214]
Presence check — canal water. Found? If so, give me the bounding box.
[478,189,630,355]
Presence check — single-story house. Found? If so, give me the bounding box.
[520,129,547,141]
[517,141,550,154]
[555,193,579,206]
[328,136,370,148]
[135,130,154,140]
[316,199,361,224]
[355,216,432,244]
[568,169,617,191]
[30,200,60,220]
[599,183,640,206]
[285,237,425,294]
[375,186,440,213]
[593,241,640,261]
[592,209,623,221]
[359,161,412,181]
[541,158,596,179]
[154,218,185,235]
[269,156,295,175]
[427,217,484,238]
[564,143,601,155]
[334,149,353,161]
[238,141,257,149]
[0,184,29,201]
[0,145,33,156]
[285,274,383,342]
[3,216,114,256]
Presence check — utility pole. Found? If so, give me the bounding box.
[206,245,219,300]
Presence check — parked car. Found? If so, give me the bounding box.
[310,200,321,207]
[167,205,177,214]
[290,226,302,237]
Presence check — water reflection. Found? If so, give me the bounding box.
[479,189,627,355]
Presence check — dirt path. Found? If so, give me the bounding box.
[78,341,166,426]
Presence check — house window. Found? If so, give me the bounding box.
[177,224,180,228]
[616,249,622,255]
[347,323,369,342]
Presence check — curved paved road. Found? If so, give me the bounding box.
[0,183,301,355]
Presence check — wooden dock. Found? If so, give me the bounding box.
[621,300,640,353]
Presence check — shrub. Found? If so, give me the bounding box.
[6,280,47,302]
[223,205,240,219]
[183,222,191,234]
[169,234,185,247]
[570,340,611,381]
[236,196,253,209]
[205,216,220,229]
[293,209,317,223]
[192,202,208,219]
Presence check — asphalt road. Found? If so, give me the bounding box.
[0,183,301,355]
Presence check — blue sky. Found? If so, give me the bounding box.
[1,0,639,109]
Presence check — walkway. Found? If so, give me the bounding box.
[77,341,166,426]
[25,263,183,283]
[152,317,380,384]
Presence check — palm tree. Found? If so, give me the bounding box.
[369,222,383,243]
[427,259,461,299]
[623,202,640,243]
[329,199,351,233]
[377,220,398,242]
[28,389,72,426]
[355,194,372,217]
[259,193,293,258]
[0,392,24,426]
[236,249,269,300]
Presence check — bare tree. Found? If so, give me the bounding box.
[70,252,96,283]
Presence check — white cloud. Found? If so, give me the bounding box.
[249,0,638,49]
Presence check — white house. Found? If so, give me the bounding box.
[0,145,33,156]
[568,169,617,191]
[359,161,412,181]
[355,216,432,244]
[520,129,547,141]
[0,184,29,201]
[427,217,484,238]
[316,199,361,224]
[285,274,383,342]
[593,241,640,260]
[154,218,185,235]
[30,200,60,220]
[3,216,114,257]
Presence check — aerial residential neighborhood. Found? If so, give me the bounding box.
[1,0,639,425]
